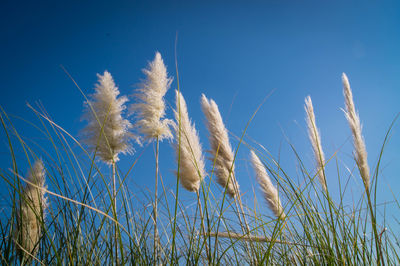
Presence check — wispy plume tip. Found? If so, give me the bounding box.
[250,151,285,219]
[304,96,327,192]
[201,93,239,198]
[82,71,133,163]
[173,90,205,192]
[131,52,174,142]
[342,73,370,190]
[16,159,47,260]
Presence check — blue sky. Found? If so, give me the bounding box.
[1,1,399,222]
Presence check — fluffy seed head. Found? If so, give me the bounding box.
[82,71,133,163]
[342,73,370,190]
[173,90,205,192]
[250,151,285,219]
[304,96,327,192]
[16,159,47,260]
[200,94,239,198]
[131,52,173,141]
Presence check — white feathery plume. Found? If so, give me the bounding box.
[173,90,206,192]
[16,159,47,259]
[82,71,132,163]
[131,52,173,141]
[200,94,239,198]
[130,52,173,261]
[250,151,285,219]
[304,96,327,192]
[342,73,370,190]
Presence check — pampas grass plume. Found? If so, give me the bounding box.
[200,94,239,198]
[82,71,132,163]
[250,151,285,219]
[130,52,173,259]
[173,90,205,192]
[16,159,47,259]
[131,52,173,141]
[304,96,327,192]
[342,73,370,190]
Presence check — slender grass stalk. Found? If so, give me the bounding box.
[212,91,275,263]
[342,73,383,265]
[196,189,209,261]
[304,95,342,258]
[154,137,159,263]
[207,231,309,246]
[130,52,173,263]
[112,161,118,264]
[172,90,210,261]
[81,71,132,264]
[170,37,180,263]
[200,94,253,258]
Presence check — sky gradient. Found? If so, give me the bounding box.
[1,1,399,221]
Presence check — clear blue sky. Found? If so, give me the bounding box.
[1,1,399,221]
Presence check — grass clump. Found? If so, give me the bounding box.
[0,59,399,265]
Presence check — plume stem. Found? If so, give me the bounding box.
[342,73,383,265]
[154,136,160,264]
[200,94,255,260]
[170,47,181,262]
[230,170,256,262]
[196,190,210,262]
[112,161,118,264]
[206,232,307,246]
